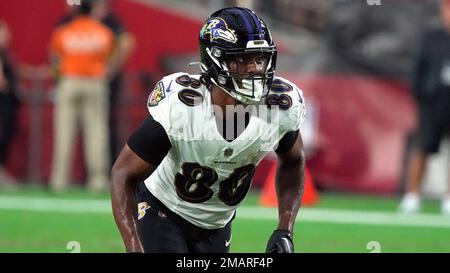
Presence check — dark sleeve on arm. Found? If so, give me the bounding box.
[127,115,172,166]
[103,14,125,36]
[275,130,299,154]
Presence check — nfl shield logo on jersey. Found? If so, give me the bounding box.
[224,148,233,157]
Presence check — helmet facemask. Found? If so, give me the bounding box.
[205,45,277,104]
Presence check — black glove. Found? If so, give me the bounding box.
[265,229,294,253]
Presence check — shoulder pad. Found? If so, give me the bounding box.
[265,77,305,110]
[162,72,202,92]
[270,77,295,93]
[147,73,204,108]
[265,77,306,132]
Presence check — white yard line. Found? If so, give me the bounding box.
[1,195,450,228]
[0,196,112,213]
[237,207,450,228]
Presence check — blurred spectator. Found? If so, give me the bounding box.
[92,0,135,165]
[0,20,19,186]
[57,0,135,165]
[48,0,114,192]
[399,0,450,215]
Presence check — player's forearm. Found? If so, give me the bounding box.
[111,171,143,253]
[275,154,305,234]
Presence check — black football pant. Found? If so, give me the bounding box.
[136,182,232,253]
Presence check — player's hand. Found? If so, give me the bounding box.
[265,229,294,253]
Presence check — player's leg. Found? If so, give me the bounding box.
[399,104,434,213]
[400,103,439,213]
[399,149,427,213]
[405,150,428,194]
[400,101,449,213]
[49,78,78,191]
[136,183,189,253]
[427,101,450,215]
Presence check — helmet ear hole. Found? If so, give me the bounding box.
[218,76,227,85]
[212,48,222,58]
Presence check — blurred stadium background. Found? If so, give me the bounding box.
[0,0,450,252]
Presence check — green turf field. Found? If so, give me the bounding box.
[1,186,450,253]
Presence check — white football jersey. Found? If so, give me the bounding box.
[144,72,306,229]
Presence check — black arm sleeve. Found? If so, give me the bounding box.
[275,130,299,154]
[127,115,172,166]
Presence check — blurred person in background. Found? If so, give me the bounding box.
[0,20,19,186]
[399,0,450,215]
[91,0,135,166]
[57,0,135,166]
[48,0,114,192]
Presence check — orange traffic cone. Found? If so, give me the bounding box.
[259,160,319,207]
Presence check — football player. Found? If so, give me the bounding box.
[111,7,306,253]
